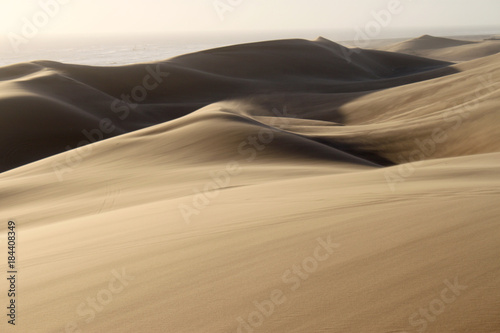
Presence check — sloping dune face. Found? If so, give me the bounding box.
[1,38,500,333]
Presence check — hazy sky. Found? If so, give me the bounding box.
[1,0,499,38]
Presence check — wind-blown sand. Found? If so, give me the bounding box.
[0,36,499,333]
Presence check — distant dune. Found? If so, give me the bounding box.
[383,34,500,61]
[1,36,499,333]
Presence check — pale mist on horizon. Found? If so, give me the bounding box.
[1,27,499,67]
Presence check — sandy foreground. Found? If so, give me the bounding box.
[0,35,499,332]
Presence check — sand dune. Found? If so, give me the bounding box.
[0,38,452,172]
[383,34,500,61]
[1,37,499,332]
